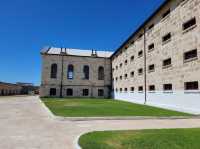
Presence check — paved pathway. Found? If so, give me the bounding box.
[1,96,200,149]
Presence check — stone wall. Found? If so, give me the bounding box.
[112,0,200,114]
[40,54,112,98]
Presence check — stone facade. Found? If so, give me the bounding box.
[40,48,112,98]
[112,0,200,114]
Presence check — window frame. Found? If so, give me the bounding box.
[82,89,89,96]
[184,81,199,91]
[50,63,58,79]
[66,88,73,96]
[162,33,171,45]
[162,58,172,69]
[50,88,56,96]
[183,49,198,63]
[182,17,196,33]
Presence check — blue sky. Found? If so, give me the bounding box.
[0,0,164,85]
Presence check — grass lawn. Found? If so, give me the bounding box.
[79,128,200,149]
[41,98,191,117]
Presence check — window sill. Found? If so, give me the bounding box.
[138,55,143,58]
[161,15,170,22]
[180,0,189,6]
[182,24,197,34]
[148,91,156,93]
[163,91,173,94]
[148,49,154,52]
[138,91,144,93]
[138,73,143,76]
[148,70,155,73]
[82,78,89,80]
[162,39,171,45]
[184,90,200,94]
[162,64,172,69]
[184,57,198,63]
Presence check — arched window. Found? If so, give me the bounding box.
[83,65,89,80]
[67,64,74,80]
[50,64,57,78]
[98,66,104,80]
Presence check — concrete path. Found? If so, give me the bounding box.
[1,96,200,149]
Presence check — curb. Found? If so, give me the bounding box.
[54,116,200,121]
[75,133,83,149]
[38,97,55,119]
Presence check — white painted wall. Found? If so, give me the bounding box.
[113,91,200,114]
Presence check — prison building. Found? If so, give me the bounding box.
[0,82,22,96]
[111,0,200,114]
[40,47,113,98]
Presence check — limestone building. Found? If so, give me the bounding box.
[40,48,113,98]
[41,0,200,114]
[0,82,22,96]
[112,0,200,114]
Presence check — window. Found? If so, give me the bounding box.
[148,24,154,30]
[162,33,171,44]
[148,43,154,51]
[120,63,123,67]
[66,88,73,96]
[82,89,89,96]
[138,50,143,57]
[184,81,199,90]
[124,88,128,92]
[67,64,74,80]
[98,66,104,80]
[130,56,134,61]
[130,71,134,77]
[116,88,118,92]
[115,77,118,81]
[112,68,114,72]
[125,60,128,65]
[120,76,122,80]
[120,88,122,92]
[116,66,118,70]
[184,49,198,62]
[138,86,143,92]
[162,9,170,19]
[138,68,143,75]
[148,64,155,72]
[50,64,57,78]
[163,84,172,91]
[130,87,134,92]
[183,18,196,31]
[83,65,89,80]
[98,89,104,96]
[50,88,56,96]
[149,85,155,91]
[124,74,128,79]
[163,58,172,68]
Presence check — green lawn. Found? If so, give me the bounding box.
[41,98,191,117]
[79,128,200,149]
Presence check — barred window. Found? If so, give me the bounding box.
[185,81,199,90]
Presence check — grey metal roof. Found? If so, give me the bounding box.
[41,47,113,58]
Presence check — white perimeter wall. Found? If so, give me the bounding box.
[113,91,200,114]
